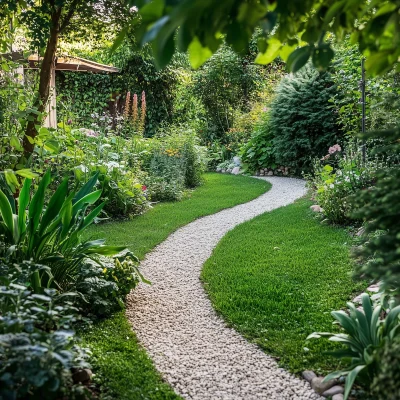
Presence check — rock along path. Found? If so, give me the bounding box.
[126,177,322,400]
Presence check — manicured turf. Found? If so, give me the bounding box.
[201,198,367,375]
[82,173,271,399]
[85,173,271,259]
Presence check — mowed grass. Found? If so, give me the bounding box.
[201,198,366,375]
[81,173,271,399]
[85,173,271,260]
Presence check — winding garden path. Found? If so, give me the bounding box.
[126,177,322,400]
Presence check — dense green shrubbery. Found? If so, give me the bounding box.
[240,113,275,172]
[351,129,400,296]
[307,142,387,224]
[371,335,400,400]
[269,65,341,174]
[0,283,90,400]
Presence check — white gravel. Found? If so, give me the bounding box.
[126,177,322,400]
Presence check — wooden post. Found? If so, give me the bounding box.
[44,65,57,128]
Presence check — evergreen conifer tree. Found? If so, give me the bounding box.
[270,65,341,174]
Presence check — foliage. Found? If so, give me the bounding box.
[76,255,143,317]
[0,282,90,400]
[0,171,125,292]
[352,128,400,296]
[192,45,262,141]
[130,0,400,76]
[141,130,206,201]
[308,294,400,400]
[269,65,341,174]
[240,112,275,172]
[201,198,365,374]
[331,42,400,138]
[308,142,387,224]
[371,335,400,400]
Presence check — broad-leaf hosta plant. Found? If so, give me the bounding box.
[308,294,400,399]
[0,170,125,291]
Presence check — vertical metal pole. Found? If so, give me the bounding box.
[361,58,366,164]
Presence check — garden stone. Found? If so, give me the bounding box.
[322,386,344,397]
[267,171,274,176]
[233,156,241,166]
[72,368,93,383]
[356,227,365,236]
[302,370,317,383]
[367,283,380,292]
[126,177,321,400]
[332,395,344,400]
[231,167,241,175]
[221,169,226,173]
[311,376,337,394]
[216,167,222,172]
[310,205,323,212]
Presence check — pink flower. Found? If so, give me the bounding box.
[142,185,147,191]
[328,144,341,154]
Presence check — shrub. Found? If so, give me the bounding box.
[352,128,400,295]
[371,335,400,400]
[308,293,400,400]
[308,142,385,224]
[0,171,125,292]
[0,283,90,400]
[269,65,341,174]
[240,113,275,172]
[76,254,144,317]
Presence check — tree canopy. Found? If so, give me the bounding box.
[127,0,399,76]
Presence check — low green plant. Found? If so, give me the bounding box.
[0,171,125,292]
[371,335,400,400]
[308,142,386,224]
[0,283,90,400]
[308,294,400,400]
[76,254,145,317]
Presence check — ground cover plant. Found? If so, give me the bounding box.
[81,173,270,399]
[201,198,366,374]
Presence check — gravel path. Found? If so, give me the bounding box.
[126,177,322,400]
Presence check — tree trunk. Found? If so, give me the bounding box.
[23,8,62,158]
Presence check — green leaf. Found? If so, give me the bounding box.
[15,168,39,179]
[28,170,51,237]
[86,245,127,256]
[61,199,72,240]
[140,0,164,23]
[81,201,106,230]
[188,37,213,69]
[73,172,99,204]
[286,46,312,73]
[72,190,102,217]
[18,178,32,237]
[255,38,281,65]
[111,26,128,53]
[39,178,68,235]
[0,189,14,237]
[344,365,366,400]
[312,45,334,70]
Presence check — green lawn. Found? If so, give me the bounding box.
[201,198,367,375]
[85,173,271,259]
[81,173,271,400]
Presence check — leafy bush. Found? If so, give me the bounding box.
[0,283,90,400]
[308,143,385,224]
[0,171,125,292]
[240,113,275,172]
[76,254,144,317]
[269,65,341,174]
[371,335,400,400]
[352,128,400,295]
[308,294,400,400]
